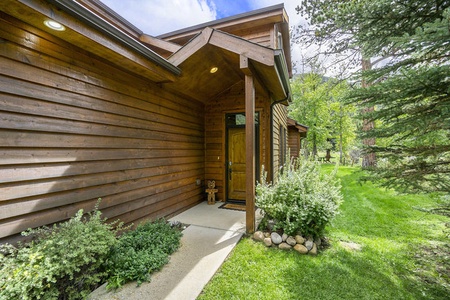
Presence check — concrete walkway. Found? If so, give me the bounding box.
[89,201,259,300]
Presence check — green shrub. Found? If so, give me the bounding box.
[106,219,182,289]
[256,158,343,238]
[0,208,118,300]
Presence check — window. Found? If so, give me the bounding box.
[226,112,259,126]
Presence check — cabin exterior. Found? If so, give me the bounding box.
[0,0,292,244]
[287,118,308,159]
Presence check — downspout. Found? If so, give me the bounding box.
[270,93,290,183]
[270,50,291,183]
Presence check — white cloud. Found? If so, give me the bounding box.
[101,0,217,35]
[100,0,336,75]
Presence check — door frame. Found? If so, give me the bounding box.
[225,111,260,203]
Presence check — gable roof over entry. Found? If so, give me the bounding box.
[155,4,292,78]
[168,27,291,103]
[3,1,291,104]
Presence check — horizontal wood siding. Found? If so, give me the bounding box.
[0,14,205,243]
[272,103,288,181]
[288,127,301,158]
[204,83,271,202]
[239,25,274,48]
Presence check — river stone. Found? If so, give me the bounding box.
[263,237,272,247]
[295,235,305,245]
[314,237,322,246]
[286,236,297,246]
[309,243,318,255]
[264,232,271,238]
[294,244,308,254]
[271,232,282,245]
[305,240,314,251]
[281,233,288,242]
[278,242,292,250]
[267,220,276,231]
[253,231,265,242]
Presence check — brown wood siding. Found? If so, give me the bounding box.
[0,15,205,244]
[288,127,301,158]
[272,103,288,181]
[204,83,271,202]
[237,25,274,48]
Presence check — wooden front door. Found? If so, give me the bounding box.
[227,127,246,202]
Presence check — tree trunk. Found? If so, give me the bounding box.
[361,58,376,168]
[339,105,344,164]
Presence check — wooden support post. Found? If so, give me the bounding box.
[241,55,256,234]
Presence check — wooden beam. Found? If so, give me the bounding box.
[140,33,182,53]
[242,56,256,234]
[168,27,213,66]
[211,30,274,66]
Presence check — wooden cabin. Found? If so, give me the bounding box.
[0,0,292,243]
[287,118,308,159]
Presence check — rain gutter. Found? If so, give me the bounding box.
[46,0,181,76]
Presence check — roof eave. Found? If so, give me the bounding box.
[274,49,292,103]
[47,0,181,76]
[157,3,286,40]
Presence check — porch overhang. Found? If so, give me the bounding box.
[167,27,291,103]
[1,0,180,83]
[288,117,309,138]
[168,28,293,233]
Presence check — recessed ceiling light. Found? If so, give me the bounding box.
[44,20,65,31]
[210,67,218,74]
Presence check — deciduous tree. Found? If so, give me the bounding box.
[290,74,356,162]
[295,0,450,193]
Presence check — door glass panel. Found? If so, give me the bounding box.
[226,113,259,126]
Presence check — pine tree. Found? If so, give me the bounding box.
[295,0,450,193]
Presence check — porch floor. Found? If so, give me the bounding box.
[89,201,262,300]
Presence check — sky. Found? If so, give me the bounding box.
[100,0,311,73]
[100,0,304,36]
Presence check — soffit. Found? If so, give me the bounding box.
[1,0,178,83]
[167,28,288,103]
[158,4,287,45]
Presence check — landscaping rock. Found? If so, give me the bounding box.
[309,243,318,255]
[271,232,282,245]
[264,232,271,238]
[305,240,314,251]
[253,231,265,242]
[314,237,322,247]
[295,235,305,245]
[263,237,272,247]
[294,244,308,254]
[278,242,292,250]
[267,220,276,231]
[281,233,288,242]
[286,236,297,246]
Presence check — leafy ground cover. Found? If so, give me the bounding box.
[0,207,182,300]
[198,166,449,300]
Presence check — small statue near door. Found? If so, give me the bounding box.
[206,180,218,205]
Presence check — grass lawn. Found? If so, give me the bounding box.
[198,166,449,300]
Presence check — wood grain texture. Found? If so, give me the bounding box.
[0,14,204,243]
